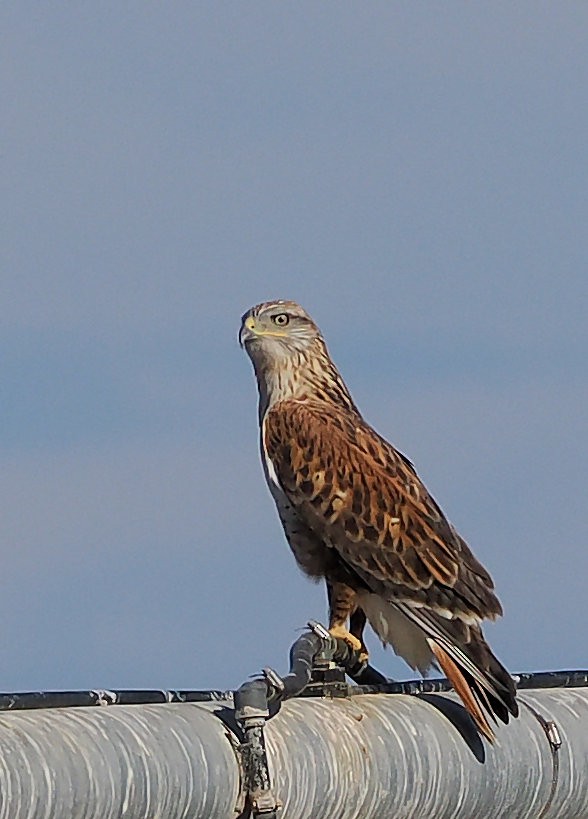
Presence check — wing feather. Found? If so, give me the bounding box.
[264,399,500,620]
[264,399,518,731]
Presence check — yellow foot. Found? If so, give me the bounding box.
[328,624,363,654]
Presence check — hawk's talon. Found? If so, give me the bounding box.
[328,624,363,654]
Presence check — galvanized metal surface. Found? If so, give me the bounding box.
[264,689,588,819]
[0,703,240,819]
[1,688,588,818]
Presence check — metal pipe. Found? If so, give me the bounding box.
[0,702,241,819]
[234,678,278,817]
[261,620,388,706]
[261,687,588,819]
[1,685,588,817]
[0,688,231,711]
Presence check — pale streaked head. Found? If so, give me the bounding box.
[239,300,322,362]
[240,299,359,416]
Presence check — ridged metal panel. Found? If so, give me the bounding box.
[264,689,588,818]
[0,703,240,819]
[0,688,588,818]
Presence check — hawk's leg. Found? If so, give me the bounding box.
[327,581,369,662]
[349,606,368,660]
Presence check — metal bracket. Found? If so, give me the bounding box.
[90,689,117,706]
[262,667,285,702]
[234,679,280,818]
[307,620,330,641]
[520,698,563,819]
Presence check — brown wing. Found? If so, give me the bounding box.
[264,399,501,622]
[264,399,517,734]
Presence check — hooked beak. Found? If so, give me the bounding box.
[239,316,257,348]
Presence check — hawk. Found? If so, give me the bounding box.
[240,299,517,740]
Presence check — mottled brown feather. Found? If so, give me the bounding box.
[241,300,517,737]
[263,398,518,729]
[265,399,500,620]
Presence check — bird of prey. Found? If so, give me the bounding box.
[240,299,518,740]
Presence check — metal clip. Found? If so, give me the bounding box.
[263,667,285,695]
[544,720,562,750]
[90,689,117,706]
[307,620,330,640]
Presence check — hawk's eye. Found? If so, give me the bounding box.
[272,313,290,327]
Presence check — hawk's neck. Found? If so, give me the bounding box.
[254,348,359,422]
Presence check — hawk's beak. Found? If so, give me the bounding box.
[239,316,257,348]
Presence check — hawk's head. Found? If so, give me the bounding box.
[239,300,322,364]
[240,300,357,413]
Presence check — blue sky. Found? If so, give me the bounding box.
[2,4,587,692]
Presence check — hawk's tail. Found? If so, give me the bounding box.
[427,631,518,743]
[395,602,518,742]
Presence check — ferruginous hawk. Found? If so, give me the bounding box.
[239,300,517,740]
